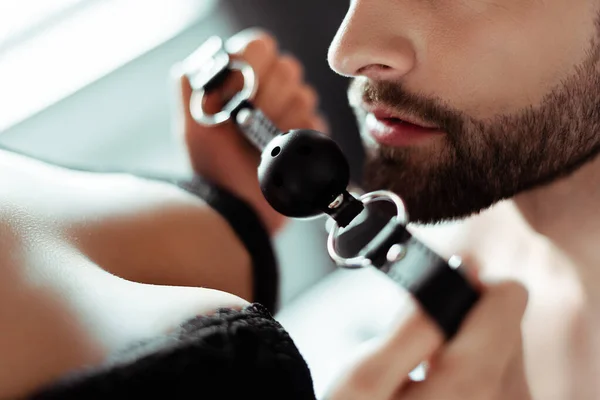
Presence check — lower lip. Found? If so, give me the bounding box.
[365,113,444,147]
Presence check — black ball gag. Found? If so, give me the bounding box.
[259,129,350,218]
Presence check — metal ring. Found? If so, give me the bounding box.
[189,60,258,126]
[327,190,409,269]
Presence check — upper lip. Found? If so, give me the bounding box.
[363,104,440,130]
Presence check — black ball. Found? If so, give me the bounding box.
[258,129,350,218]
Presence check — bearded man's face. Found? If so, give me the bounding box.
[329,0,600,223]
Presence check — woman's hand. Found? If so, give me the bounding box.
[173,29,327,235]
[326,278,531,400]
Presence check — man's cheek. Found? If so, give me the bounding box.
[412,13,550,118]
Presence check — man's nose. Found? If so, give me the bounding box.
[328,1,416,81]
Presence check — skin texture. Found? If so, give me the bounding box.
[0,152,251,399]
[326,281,529,400]
[5,3,600,396]
[0,30,323,399]
[324,0,600,399]
[330,0,600,224]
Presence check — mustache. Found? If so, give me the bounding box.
[348,78,466,135]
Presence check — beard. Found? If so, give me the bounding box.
[352,34,600,224]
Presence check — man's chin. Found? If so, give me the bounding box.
[361,154,498,225]
[356,121,481,224]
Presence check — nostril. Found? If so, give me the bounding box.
[357,64,393,76]
[358,64,391,74]
[356,63,409,81]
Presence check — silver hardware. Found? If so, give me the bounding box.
[327,190,409,269]
[238,108,282,151]
[387,244,407,263]
[236,107,253,127]
[448,255,463,269]
[409,361,429,382]
[328,193,345,209]
[188,60,258,126]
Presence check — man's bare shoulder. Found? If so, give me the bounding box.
[409,200,536,262]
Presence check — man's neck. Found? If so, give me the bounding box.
[513,155,600,306]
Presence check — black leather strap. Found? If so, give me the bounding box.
[360,219,480,339]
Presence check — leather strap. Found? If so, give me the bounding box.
[360,219,480,339]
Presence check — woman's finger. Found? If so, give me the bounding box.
[326,299,444,400]
[253,55,304,121]
[225,28,279,83]
[275,85,319,131]
[401,280,528,400]
[498,337,532,400]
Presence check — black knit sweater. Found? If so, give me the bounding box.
[29,304,316,400]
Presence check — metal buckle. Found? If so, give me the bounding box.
[182,36,258,126]
[327,190,409,269]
